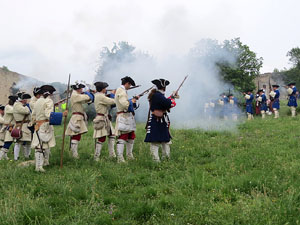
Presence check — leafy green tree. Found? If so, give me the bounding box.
[218,38,263,92]
[287,47,300,67]
[282,47,300,85]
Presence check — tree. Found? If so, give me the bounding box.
[218,38,263,92]
[287,47,300,67]
[95,41,155,87]
[282,47,300,85]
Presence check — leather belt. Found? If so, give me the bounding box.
[35,120,49,131]
[16,120,30,123]
[97,113,105,116]
[36,119,49,123]
[72,112,84,117]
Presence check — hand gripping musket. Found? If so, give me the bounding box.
[54,91,72,106]
[60,74,71,169]
[171,75,189,99]
[133,86,154,100]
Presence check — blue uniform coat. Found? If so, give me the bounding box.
[260,94,267,111]
[272,90,280,109]
[144,91,173,143]
[246,94,254,114]
[288,87,298,107]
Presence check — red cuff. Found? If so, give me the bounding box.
[168,96,176,108]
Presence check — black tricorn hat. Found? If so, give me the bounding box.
[121,76,136,86]
[245,89,253,93]
[151,79,170,89]
[258,89,264,93]
[288,82,296,86]
[8,95,18,102]
[21,93,31,100]
[94,82,109,91]
[71,83,86,90]
[40,85,56,94]
[0,105,5,110]
[272,84,280,88]
[17,92,24,99]
[33,87,43,96]
[228,94,233,97]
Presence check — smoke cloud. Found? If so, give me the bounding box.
[95,40,244,131]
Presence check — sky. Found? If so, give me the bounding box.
[0,0,300,83]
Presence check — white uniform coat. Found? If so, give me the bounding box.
[3,105,15,142]
[31,96,56,149]
[13,101,32,142]
[93,92,115,139]
[0,114,5,146]
[65,91,91,136]
[114,86,136,136]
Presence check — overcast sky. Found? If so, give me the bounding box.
[0,0,299,83]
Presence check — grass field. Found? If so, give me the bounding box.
[1,103,300,224]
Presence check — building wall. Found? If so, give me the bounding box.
[254,73,287,99]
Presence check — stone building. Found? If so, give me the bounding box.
[254,72,287,99]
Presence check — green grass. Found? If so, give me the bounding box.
[1,103,300,224]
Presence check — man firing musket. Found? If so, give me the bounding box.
[144,76,187,162]
[114,76,144,163]
[65,82,94,159]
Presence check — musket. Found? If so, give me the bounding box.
[60,74,71,169]
[171,75,188,98]
[107,85,141,92]
[133,86,154,99]
[54,93,72,106]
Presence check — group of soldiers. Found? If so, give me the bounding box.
[204,82,297,121]
[0,76,178,172]
[245,82,297,120]
[204,93,239,120]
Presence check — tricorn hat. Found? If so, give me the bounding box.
[17,92,24,99]
[272,84,280,88]
[258,89,264,93]
[40,85,56,94]
[288,82,296,86]
[228,94,233,97]
[20,93,31,100]
[151,79,170,89]
[94,82,109,91]
[245,89,253,93]
[121,76,136,86]
[8,95,18,102]
[33,87,43,96]
[0,105,5,110]
[71,83,86,90]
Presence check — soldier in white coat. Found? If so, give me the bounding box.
[114,76,139,163]
[0,105,5,149]
[0,96,18,160]
[93,82,116,161]
[65,83,94,159]
[29,87,43,109]
[13,93,32,160]
[31,85,64,172]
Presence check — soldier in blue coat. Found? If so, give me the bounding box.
[270,84,280,118]
[286,82,297,117]
[257,89,267,119]
[244,89,254,120]
[287,82,298,117]
[144,79,177,162]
